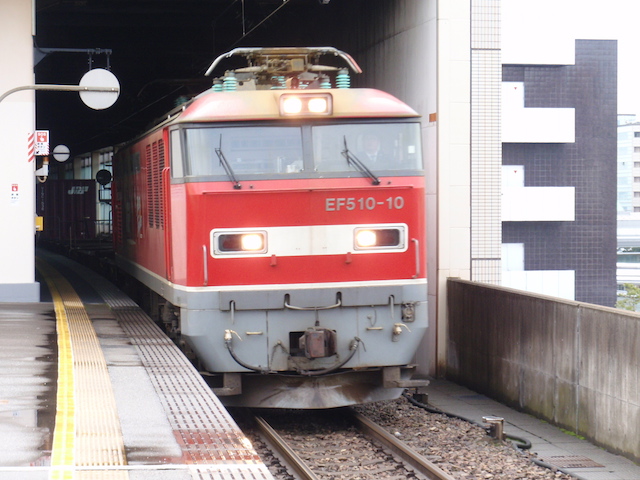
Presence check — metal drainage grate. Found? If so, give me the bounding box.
[541,455,604,469]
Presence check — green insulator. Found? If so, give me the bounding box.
[336,68,350,89]
[223,72,238,92]
[212,79,223,92]
[174,95,189,107]
[271,75,286,89]
[320,76,332,89]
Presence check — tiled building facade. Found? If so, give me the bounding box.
[501,40,617,306]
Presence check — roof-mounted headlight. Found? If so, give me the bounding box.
[307,97,329,113]
[280,93,333,116]
[282,96,303,115]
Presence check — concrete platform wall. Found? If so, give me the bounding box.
[447,278,640,461]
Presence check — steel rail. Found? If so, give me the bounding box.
[255,410,455,480]
[253,415,320,480]
[353,412,457,480]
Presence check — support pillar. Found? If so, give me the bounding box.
[0,0,39,301]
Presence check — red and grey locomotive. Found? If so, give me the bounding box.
[112,47,427,408]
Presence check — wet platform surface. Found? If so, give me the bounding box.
[0,250,273,479]
[0,304,56,469]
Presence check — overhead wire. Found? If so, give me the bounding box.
[203,0,293,75]
[230,0,292,48]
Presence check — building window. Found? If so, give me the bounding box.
[634,192,640,198]
[63,161,73,179]
[97,149,113,236]
[635,148,640,154]
[79,155,92,179]
[634,177,640,183]
[634,132,640,137]
[635,162,640,168]
[635,207,640,212]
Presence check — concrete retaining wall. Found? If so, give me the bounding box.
[447,278,640,461]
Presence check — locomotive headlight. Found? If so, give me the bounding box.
[354,227,405,250]
[280,93,333,116]
[215,231,267,254]
[241,233,264,251]
[308,97,328,113]
[282,96,303,114]
[355,229,377,248]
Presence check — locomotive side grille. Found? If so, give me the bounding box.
[146,140,165,229]
[156,139,165,229]
[113,197,123,247]
[146,143,154,227]
[152,142,159,226]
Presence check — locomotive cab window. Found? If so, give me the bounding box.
[170,129,184,178]
[184,126,304,177]
[174,121,422,182]
[312,122,422,174]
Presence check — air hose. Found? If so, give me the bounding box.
[224,330,362,377]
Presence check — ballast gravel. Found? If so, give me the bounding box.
[353,396,576,480]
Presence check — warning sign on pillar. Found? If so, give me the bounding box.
[11,184,19,205]
[35,130,50,156]
[28,133,35,163]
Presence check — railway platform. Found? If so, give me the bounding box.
[426,379,640,480]
[0,249,273,480]
[5,248,640,480]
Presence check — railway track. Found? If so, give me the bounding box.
[246,409,455,480]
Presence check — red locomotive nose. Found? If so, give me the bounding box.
[111,47,427,408]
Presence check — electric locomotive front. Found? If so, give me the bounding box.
[115,48,428,409]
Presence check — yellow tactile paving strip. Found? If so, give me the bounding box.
[37,250,274,479]
[37,259,128,480]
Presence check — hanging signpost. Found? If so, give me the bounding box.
[0,70,120,107]
[0,69,120,183]
[78,68,120,110]
[52,144,70,162]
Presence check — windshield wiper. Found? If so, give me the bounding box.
[341,136,380,185]
[215,135,241,189]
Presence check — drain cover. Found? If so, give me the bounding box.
[541,455,604,469]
